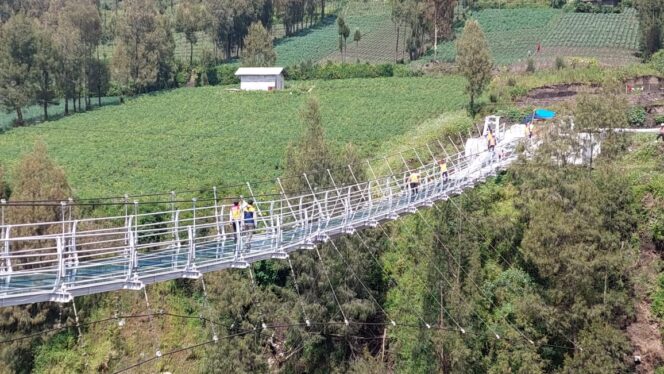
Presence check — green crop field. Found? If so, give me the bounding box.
[276,2,395,66]
[0,76,467,198]
[419,8,640,67]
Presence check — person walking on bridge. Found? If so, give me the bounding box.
[657,124,664,142]
[487,129,496,153]
[243,200,257,250]
[408,171,420,195]
[439,159,448,181]
[230,201,242,243]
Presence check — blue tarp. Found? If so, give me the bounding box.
[522,109,556,123]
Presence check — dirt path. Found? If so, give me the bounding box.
[627,242,664,374]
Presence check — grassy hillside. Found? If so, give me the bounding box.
[419,8,640,66]
[0,76,467,198]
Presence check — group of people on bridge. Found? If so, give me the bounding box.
[229,199,258,247]
[406,158,450,195]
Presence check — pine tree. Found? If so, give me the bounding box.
[242,21,276,67]
[353,28,361,48]
[456,20,492,115]
[112,0,175,94]
[9,140,71,226]
[0,14,39,125]
[283,97,334,192]
[175,0,207,66]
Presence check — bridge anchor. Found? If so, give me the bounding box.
[270,251,289,260]
[299,241,315,250]
[231,260,250,269]
[314,233,329,243]
[50,288,73,304]
[182,268,202,279]
[123,274,145,291]
[343,227,356,235]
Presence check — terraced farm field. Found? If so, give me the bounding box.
[418,8,640,67]
[0,76,467,198]
[276,2,397,65]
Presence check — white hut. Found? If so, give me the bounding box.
[234,67,285,91]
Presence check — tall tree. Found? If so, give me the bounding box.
[242,21,276,67]
[427,0,456,58]
[34,25,58,121]
[112,0,175,94]
[337,16,350,62]
[456,20,492,115]
[0,14,39,125]
[175,0,207,66]
[9,140,71,225]
[283,96,334,192]
[64,0,102,110]
[635,0,664,58]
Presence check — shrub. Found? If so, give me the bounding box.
[655,115,664,125]
[551,0,566,8]
[507,76,517,87]
[650,50,664,75]
[526,58,536,73]
[555,56,566,70]
[626,106,647,127]
[285,62,420,81]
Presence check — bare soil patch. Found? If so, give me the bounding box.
[517,76,664,125]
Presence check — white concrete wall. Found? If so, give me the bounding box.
[239,75,283,91]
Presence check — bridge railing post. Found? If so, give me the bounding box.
[1,224,11,286]
[172,210,181,267]
[213,187,222,242]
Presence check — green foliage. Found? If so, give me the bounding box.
[112,0,175,94]
[656,115,664,125]
[285,61,420,80]
[175,0,207,65]
[242,22,277,67]
[635,0,664,57]
[574,92,629,131]
[457,20,493,114]
[0,14,39,125]
[555,56,567,69]
[652,273,664,319]
[626,106,647,127]
[650,49,664,74]
[0,76,467,197]
[561,323,633,373]
[526,57,536,73]
[32,332,82,373]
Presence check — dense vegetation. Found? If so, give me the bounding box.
[1,103,658,373]
[2,0,664,372]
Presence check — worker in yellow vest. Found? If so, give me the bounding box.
[229,201,242,242]
[409,171,420,195]
[487,129,496,152]
[438,159,448,181]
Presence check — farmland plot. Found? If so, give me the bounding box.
[418,8,640,67]
[0,76,467,198]
[276,3,393,66]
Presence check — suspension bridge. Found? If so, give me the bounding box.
[0,122,532,308]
